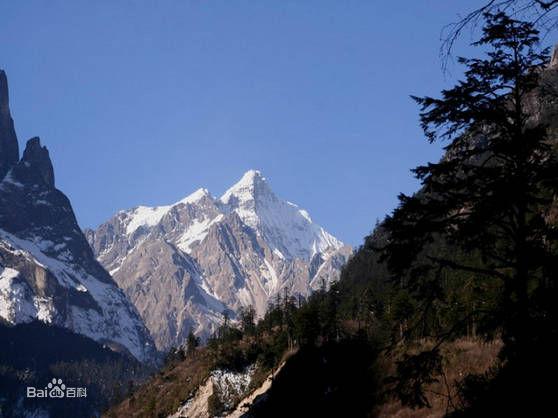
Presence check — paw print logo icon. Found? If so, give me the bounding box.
[47,378,66,398]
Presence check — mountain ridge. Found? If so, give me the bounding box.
[87,169,351,351]
[0,70,156,363]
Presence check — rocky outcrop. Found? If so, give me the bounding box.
[18,136,55,187]
[0,70,19,180]
[167,361,288,418]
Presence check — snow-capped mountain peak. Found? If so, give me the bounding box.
[219,170,342,260]
[220,169,270,204]
[88,169,351,350]
[178,187,212,205]
[116,169,342,262]
[219,169,276,230]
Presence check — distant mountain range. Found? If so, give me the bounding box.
[0,70,156,363]
[86,170,351,350]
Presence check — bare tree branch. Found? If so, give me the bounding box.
[441,1,558,72]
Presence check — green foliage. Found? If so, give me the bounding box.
[238,305,256,336]
[317,10,558,416]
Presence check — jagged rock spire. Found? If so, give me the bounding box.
[20,137,55,188]
[0,70,19,180]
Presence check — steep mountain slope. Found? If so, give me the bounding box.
[87,170,351,351]
[0,70,156,362]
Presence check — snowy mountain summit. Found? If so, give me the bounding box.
[220,170,343,260]
[0,70,156,362]
[87,170,352,350]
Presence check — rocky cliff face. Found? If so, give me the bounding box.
[0,71,19,180]
[87,170,352,351]
[0,70,155,362]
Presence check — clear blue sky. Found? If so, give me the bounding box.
[1,0,498,245]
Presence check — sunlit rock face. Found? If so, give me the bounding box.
[88,170,352,351]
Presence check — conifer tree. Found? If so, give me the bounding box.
[186,330,200,356]
[383,11,558,408]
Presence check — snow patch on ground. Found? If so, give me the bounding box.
[167,362,284,418]
[211,365,256,410]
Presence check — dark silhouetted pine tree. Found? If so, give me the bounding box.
[382,11,558,412]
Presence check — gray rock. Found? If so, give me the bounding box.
[0,71,156,363]
[0,70,19,180]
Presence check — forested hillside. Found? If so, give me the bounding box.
[340,10,558,417]
[106,10,558,418]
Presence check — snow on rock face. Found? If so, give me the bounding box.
[0,265,35,323]
[123,188,212,236]
[167,365,257,418]
[88,170,351,351]
[178,187,211,205]
[106,170,343,267]
[0,72,156,363]
[0,186,156,362]
[0,228,155,363]
[176,214,224,254]
[124,205,172,235]
[219,170,343,260]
